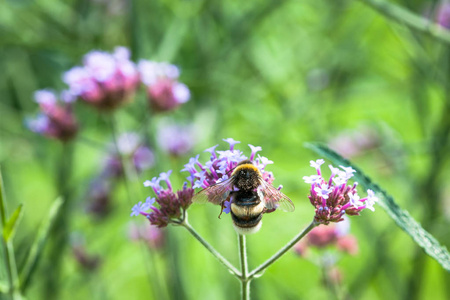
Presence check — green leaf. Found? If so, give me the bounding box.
[305,142,450,272]
[19,197,64,291]
[2,204,24,242]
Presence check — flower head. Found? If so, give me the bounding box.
[437,2,450,29]
[294,217,358,256]
[129,223,164,249]
[63,47,139,110]
[182,140,275,189]
[304,159,378,224]
[26,90,78,142]
[133,171,194,228]
[157,119,196,156]
[85,179,111,217]
[138,60,190,112]
[102,132,154,178]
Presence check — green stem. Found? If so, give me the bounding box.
[248,219,318,279]
[107,114,164,300]
[238,234,250,300]
[357,0,450,44]
[45,142,74,300]
[180,217,241,277]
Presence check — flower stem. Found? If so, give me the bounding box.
[238,234,250,300]
[357,0,450,44]
[180,217,241,277]
[248,219,318,279]
[107,114,164,300]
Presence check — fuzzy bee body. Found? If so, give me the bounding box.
[194,159,294,234]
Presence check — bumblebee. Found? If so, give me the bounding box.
[193,159,295,234]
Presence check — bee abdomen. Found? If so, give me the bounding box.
[231,212,262,228]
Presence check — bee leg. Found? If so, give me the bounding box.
[218,201,225,219]
[263,207,276,214]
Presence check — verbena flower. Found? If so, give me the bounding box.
[294,217,358,256]
[138,60,190,112]
[327,126,380,158]
[181,139,275,192]
[304,159,378,224]
[63,47,139,110]
[132,171,194,228]
[85,179,111,217]
[156,119,196,156]
[26,90,78,142]
[129,223,164,249]
[437,2,450,29]
[70,234,100,271]
[102,132,155,178]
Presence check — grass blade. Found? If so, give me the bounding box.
[19,197,64,291]
[3,204,24,242]
[0,166,7,227]
[305,142,450,272]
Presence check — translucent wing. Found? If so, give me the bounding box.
[259,179,295,212]
[192,176,234,205]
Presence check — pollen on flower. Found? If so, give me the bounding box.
[304,159,378,224]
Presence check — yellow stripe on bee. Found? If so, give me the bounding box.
[231,202,265,217]
[232,163,261,176]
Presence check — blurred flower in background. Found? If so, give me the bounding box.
[157,118,196,156]
[128,223,164,250]
[85,179,112,218]
[102,132,155,178]
[70,233,101,271]
[436,1,450,29]
[327,125,381,159]
[294,217,358,287]
[26,90,79,142]
[138,60,190,112]
[63,47,139,110]
[294,217,358,257]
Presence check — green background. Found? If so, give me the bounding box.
[0,0,449,299]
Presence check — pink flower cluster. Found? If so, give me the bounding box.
[63,47,140,110]
[26,90,78,142]
[294,218,358,256]
[303,159,378,224]
[138,60,190,112]
[28,46,191,142]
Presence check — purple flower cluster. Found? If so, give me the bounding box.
[138,60,190,112]
[157,119,196,156]
[131,171,194,227]
[63,47,140,110]
[102,132,155,178]
[303,159,378,225]
[437,2,450,29]
[26,90,78,142]
[28,46,191,142]
[181,138,275,190]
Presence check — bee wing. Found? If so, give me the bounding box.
[259,179,295,212]
[192,176,234,205]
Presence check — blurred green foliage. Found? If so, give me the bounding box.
[0,0,449,299]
